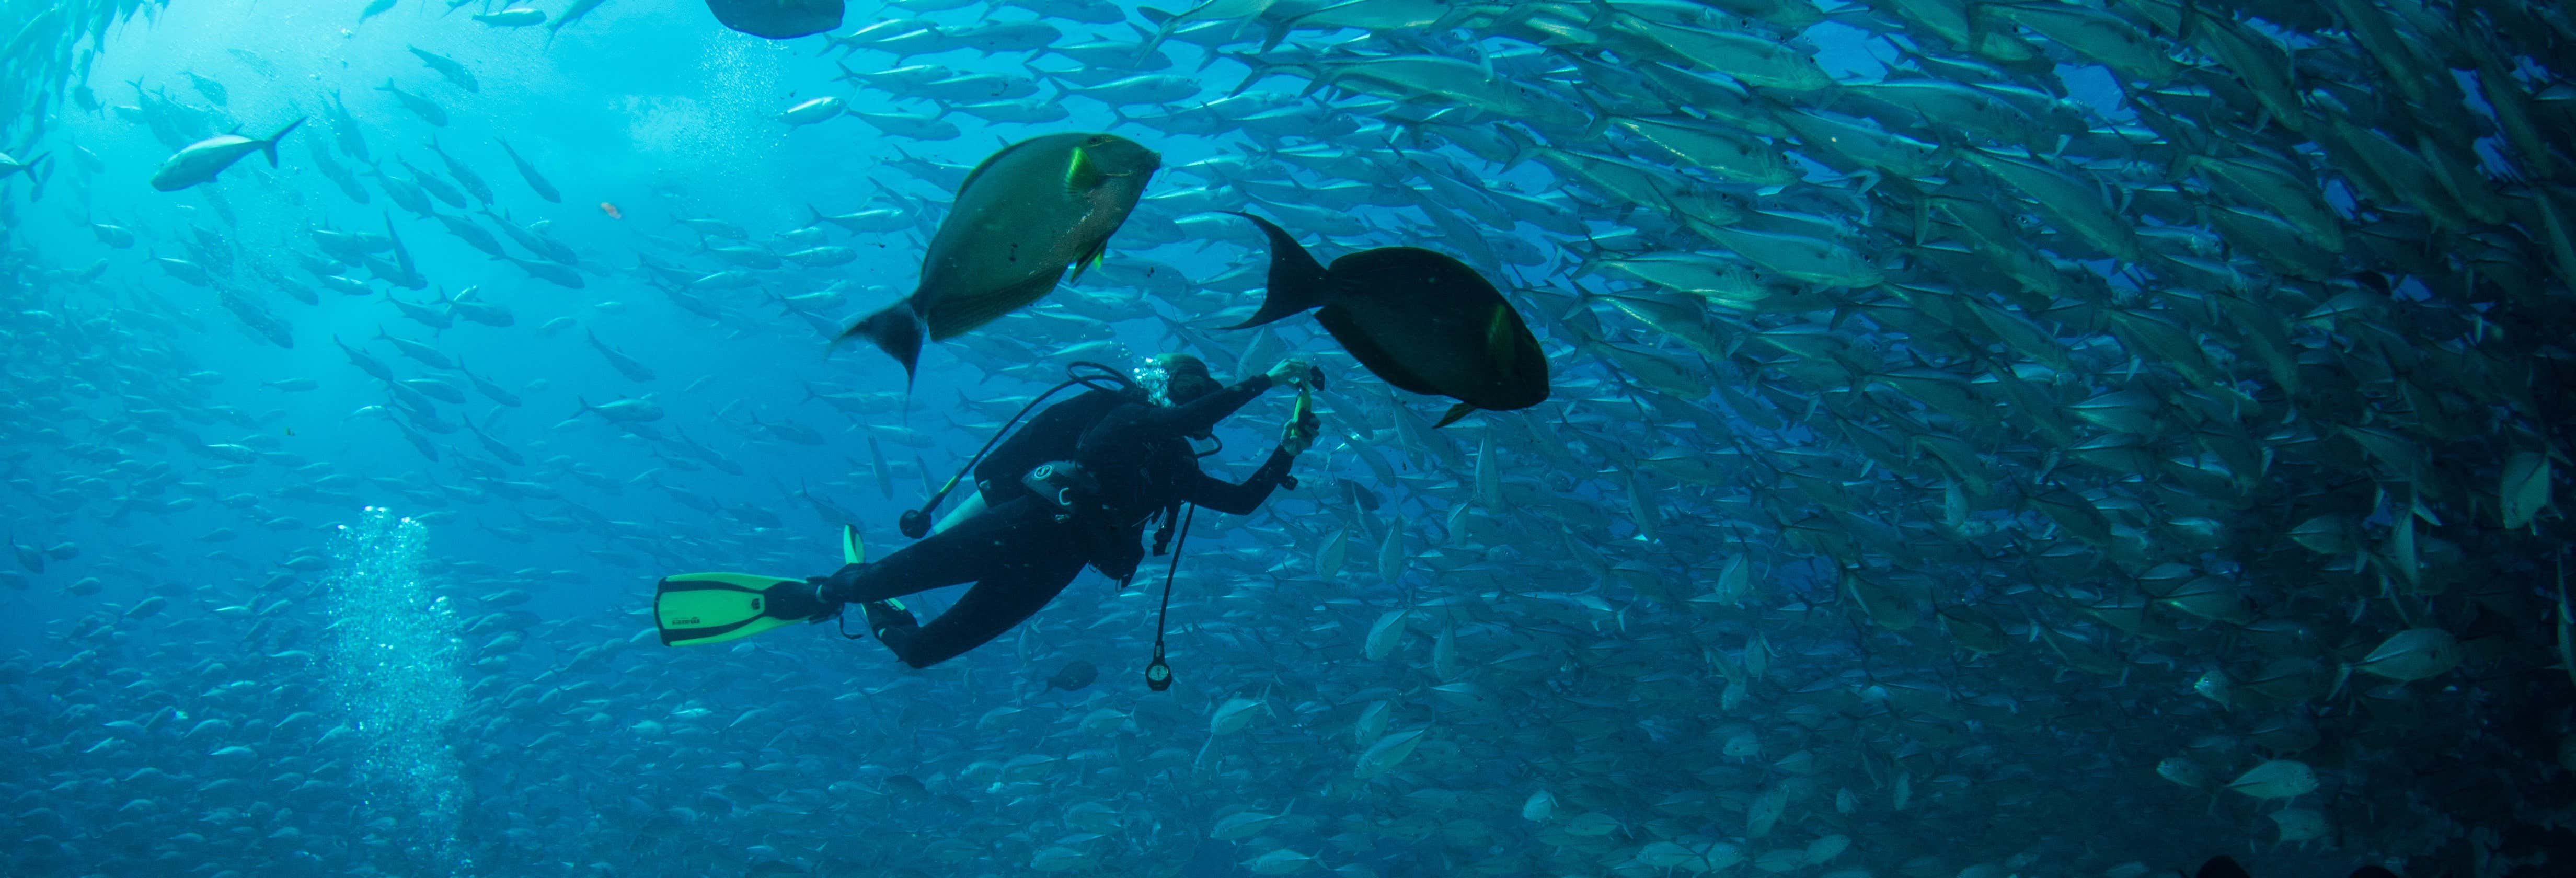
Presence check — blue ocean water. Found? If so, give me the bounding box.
[4,1,2574,877]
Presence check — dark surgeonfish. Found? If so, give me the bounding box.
[840,132,1160,383]
[2197,856,2398,878]
[1044,660,1097,691]
[705,0,842,39]
[1223,212,1547,428]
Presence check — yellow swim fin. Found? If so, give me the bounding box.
[656,525,865,647]
[653,572,811,646]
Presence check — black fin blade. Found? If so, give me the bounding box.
[1218,211,1332,329]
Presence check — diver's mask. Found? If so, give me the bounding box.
[1136,353,1220,408]
[1135,353,1224,443]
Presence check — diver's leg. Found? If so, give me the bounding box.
[875,548,1086,668]
[822,496,1054,604]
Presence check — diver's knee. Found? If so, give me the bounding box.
[895,638,960,668]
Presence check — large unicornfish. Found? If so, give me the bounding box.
[1223,212,1548,427]
[841,132,1160,384]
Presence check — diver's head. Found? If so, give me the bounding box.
[1136,352,1220,408]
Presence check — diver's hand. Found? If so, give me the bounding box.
[1281,414,1318,456]
[1281,428,1315,457]
[1264,357,1315,389]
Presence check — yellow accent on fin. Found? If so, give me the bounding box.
[1487,305,1516,372]
[1067,241,1109,282]
[1064,145,1100,194]
[841,524,865,565]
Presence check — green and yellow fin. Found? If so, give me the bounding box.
[1064,145,1101,194]
[1066,240,1109,283]
[1487,304,1517,371]
[654,572,804,646]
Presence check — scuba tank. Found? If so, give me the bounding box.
[1020,460,1101,522]
[899,361,1133,538]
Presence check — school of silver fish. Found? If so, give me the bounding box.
[1,0,2572,876]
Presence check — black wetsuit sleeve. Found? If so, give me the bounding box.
[1121,375,1274,441]
[1190,448,1296,515]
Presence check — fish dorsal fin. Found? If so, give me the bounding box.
[1064,144,1101,194]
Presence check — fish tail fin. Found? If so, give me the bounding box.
[1218,212,1331,329]
[1432,402,1479,429]
[1132,17,1172,65]
[1224,54,1276,95]
[1296,65,1335,99]
[840,302,925,387]
[263,117,307,166]
[803,203,828,228]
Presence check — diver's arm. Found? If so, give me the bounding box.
[1189,448,1296,515]
[1134,375,1274,439]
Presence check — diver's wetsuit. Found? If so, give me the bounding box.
[828,375,1296,667]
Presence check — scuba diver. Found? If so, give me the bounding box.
[654,353,1321,677]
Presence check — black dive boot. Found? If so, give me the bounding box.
[789,562,871,622]
[861,598,916,641]
[765,575,836,621]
